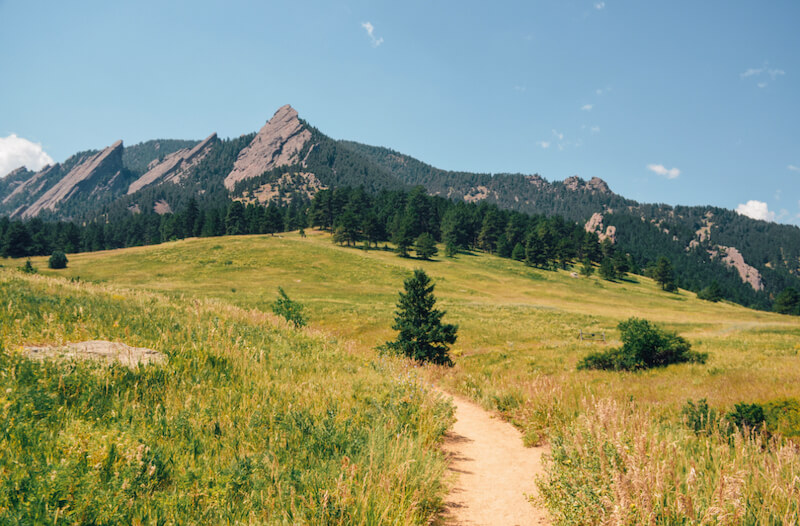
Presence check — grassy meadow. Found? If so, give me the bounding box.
[10,229,800,524]
[0,270,452,524]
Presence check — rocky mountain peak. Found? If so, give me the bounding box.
[128,133,217,194]
[223,105,312,190]
[21,140,124,218]
[564,175,611,194]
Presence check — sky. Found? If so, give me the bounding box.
[1,0,798,224]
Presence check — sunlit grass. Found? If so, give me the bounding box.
[17,229,800,523]
[0,270,452,524]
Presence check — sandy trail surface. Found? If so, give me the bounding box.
[440,391,550,526]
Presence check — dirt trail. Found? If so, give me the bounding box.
[440,391,550,526]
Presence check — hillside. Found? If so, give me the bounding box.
[20,231,800,523]
[1,104,799,307]
[0,268,452,524]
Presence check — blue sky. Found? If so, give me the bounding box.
[1,0,798,224]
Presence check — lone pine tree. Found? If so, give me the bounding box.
[385,269,457,366]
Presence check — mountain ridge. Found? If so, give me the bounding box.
[1,104,798,304]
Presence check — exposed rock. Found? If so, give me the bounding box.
[710,245,764,291]
[128,203,141,214]
[563,175,611,194]
[240,172,326,205]
[3,165,55,205]
[154,200,172,215]
[464,185,492,203]
[224,105,311,190]
[22,141,124,218]
[23,340,166,369]
[526,174,545,188]
[584,212,617,243]
[128,133,217,194]
[586,177,611,193]
[564,176,583,191]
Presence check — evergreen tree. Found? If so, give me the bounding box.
[511,242,526,262]
[225,201,246,235]
[654,257,677,292]
[415,232,438,260]
[445,240,458,258]
[697,281,723,302]
[392,216,414,257]
[525,232,546,267]
[384,269,457,366]
[478,209,503,253]
[599,257,616,281]
[613,251,630,279]
[774,287,800,315]
[580,258,594,277]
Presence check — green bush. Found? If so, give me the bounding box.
[48,251,68,269]
[764,398,800,437]
[271,287,307,327]
[727,403,766,431]
[578,317,707,371]
[20,260,37,274]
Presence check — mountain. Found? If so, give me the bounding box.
[1,104,799,307]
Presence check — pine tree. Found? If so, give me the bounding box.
[654,257,677,292]
[384,269,457,366]
[511,242,526,262]
[774,287,800,315]
[599,257,616,281]
[415,233,438,260]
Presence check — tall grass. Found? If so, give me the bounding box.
[0,270,453,524]
[21,231,800,522]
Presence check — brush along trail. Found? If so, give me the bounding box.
[440,390,549,525]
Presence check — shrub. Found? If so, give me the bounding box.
[727,403,766,431]
[764,398,800,437]
[20,260,36,274]
[48,250,68,269]
[578,317,707,371]
[682,399,723,435]
[271,287,307,327]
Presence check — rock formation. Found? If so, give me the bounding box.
[21,141,124,218]
[711,246,765,291]
[564,176,611,194]
[584,212,617,243]
[224,105,311,190]
[128,133,217,194]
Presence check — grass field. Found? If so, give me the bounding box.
[0,270,452,524]
[12,230,800,523]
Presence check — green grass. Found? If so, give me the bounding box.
[0,270,452,525]
[15,229,800,523]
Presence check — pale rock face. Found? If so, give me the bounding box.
[3,165,55,205]
[22,141,124,218]
[240,172,325,205]
[584,212,617,243]
[128,133,217,194]
[712,245,765,291]
[564,175,611,194]
[223,105,311,190]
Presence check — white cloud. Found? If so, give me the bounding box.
[538,141,551,149]
[552,129,564,140]
[741,64,785,88]
[736,200,775,222]
[0,134,54,177]
[594,1,606,9]
[647,163,680,179]
[590,125,601,134]
[788,164,800,172]
[361,21,384,47]
[581,104,593,111]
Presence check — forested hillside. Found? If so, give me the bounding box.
[1,104,799,312]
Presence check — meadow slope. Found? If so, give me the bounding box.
[17,230,800,523]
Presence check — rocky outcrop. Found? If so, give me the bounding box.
[710,245,764,291]
[21,141,124,218]
[464,185,493,203]
[564,176,611,194]
[128,133,217,194]
[24,340,166,369]
[224,105,311,190]
[3,165,55,205]
[153,200,172,215]
[584,212,617,243]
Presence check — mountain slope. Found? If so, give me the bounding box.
[1,104,799,305]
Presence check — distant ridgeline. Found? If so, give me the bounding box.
[1,104,799,311]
